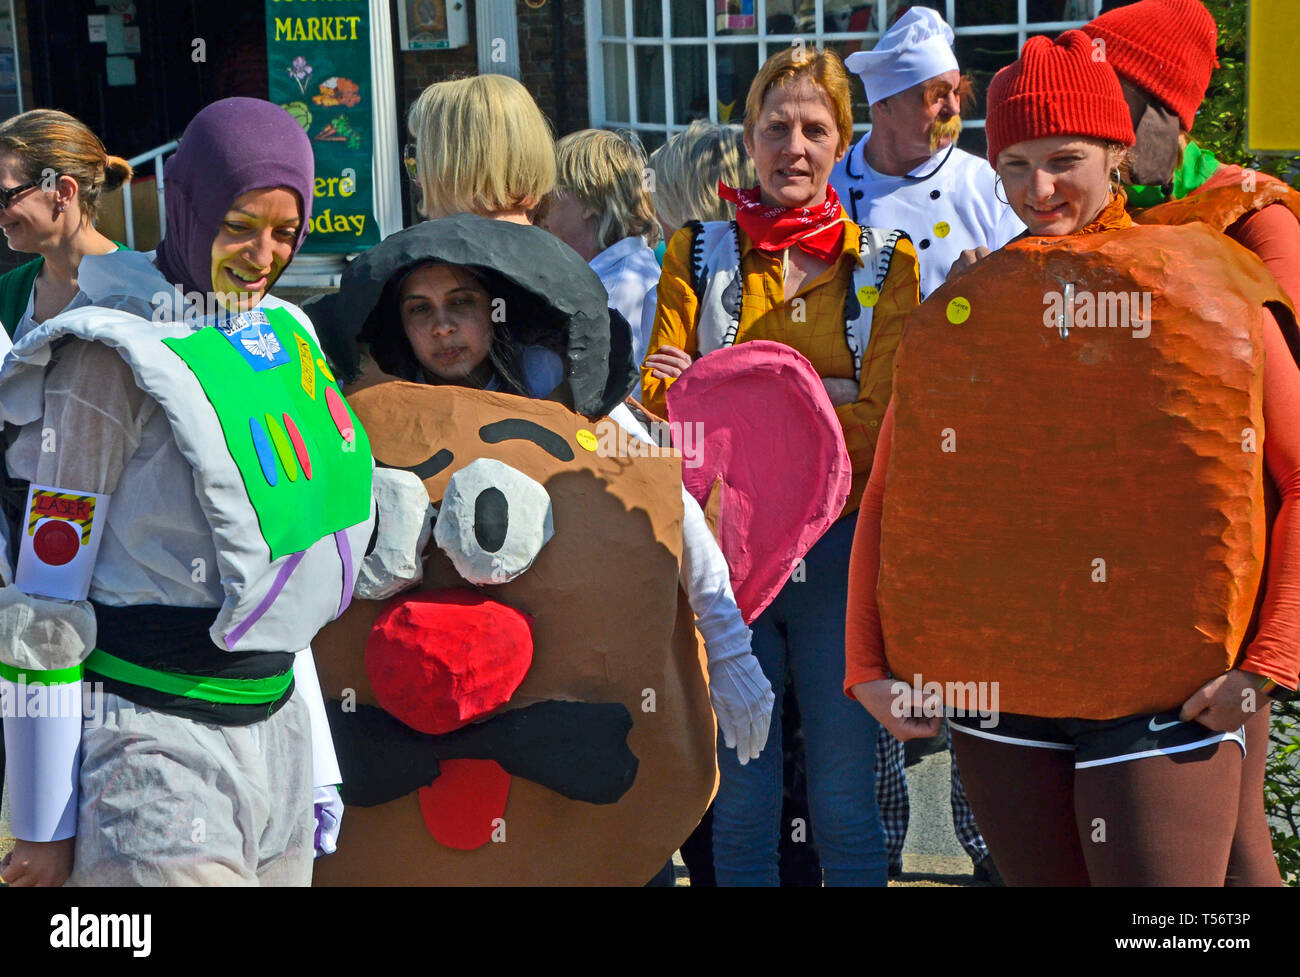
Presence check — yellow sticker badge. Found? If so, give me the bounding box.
[317,358,335,383]
[856,285,880,307]
[296,335,316,399]
[934,221,951,238]
[575,429,599,453]
[947,297,971,324]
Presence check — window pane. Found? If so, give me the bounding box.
[671,2,708,38]
[1029,0,1097,22]
[641,130,669,155]
[823,39,874,128]
[953,32,1021,122]
[603,43,630,122]
[632,0,662,36]
[672,45,711,125]
[954,0,1016,27]
[764,0,799,35]
[636,46,667,124]
[715,0,757,36]
[824,0,882,34]
[601,0,627,37]
[715,45,759,123]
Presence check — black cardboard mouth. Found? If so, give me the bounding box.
[326,697,638,808]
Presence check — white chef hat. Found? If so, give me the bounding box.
[845,7,959,105]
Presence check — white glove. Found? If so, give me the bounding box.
[313,785,343,858]
[356,467,433,600]
[708,653,775,765]
[676,486,773,764]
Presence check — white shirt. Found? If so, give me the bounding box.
[589,236,661,367]
[830,140,1025,299]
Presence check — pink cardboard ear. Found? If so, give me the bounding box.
[666,340,852,623]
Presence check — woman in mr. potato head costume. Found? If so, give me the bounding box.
[306,215,773,884]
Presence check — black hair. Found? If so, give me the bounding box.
[365,259,554,396]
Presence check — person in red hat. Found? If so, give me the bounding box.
[845,30,1300,885]
[1083,0,1300,308]
[1084,0,1299,887]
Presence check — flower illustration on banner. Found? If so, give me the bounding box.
[287,56,313,95]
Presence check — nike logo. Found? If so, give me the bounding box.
[1148,717,1182,732]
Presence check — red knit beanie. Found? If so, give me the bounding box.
[1082,0,1218,131]
[985,30,1136,166]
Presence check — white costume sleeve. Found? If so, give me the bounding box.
[607,404,773,763]
[1,341,147,841]
[0,588,95,840]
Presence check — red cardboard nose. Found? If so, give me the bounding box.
[365,588,534,735]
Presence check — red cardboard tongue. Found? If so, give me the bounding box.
[418,759,512,850]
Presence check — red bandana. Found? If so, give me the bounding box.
[718,182,847,262]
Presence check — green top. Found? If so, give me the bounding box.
[1127,141,1221,209]
[0,256,43,339]
[0,243,128,340]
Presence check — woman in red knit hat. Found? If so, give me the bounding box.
[1083,0,1300,308]
[1085,0,1300,888]
[845,30,1300,885]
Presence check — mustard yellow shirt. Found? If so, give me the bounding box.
[641,220,921,514]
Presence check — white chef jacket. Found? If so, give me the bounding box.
[830,139,1025,299]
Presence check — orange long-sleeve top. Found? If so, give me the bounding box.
[641,219,920,515]
[844,313,1300,698]
[1195,164,1300,310]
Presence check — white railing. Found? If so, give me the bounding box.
[122,140,179,251]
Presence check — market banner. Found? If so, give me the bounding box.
[266,0,380,252]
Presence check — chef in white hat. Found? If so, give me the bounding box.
[832,6,1012,885]
[830,6,1023,299]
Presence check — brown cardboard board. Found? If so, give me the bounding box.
[312,379,717,884]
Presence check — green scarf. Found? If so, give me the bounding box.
[1127,141,1221,208]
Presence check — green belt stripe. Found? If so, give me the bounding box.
[84,649,293,705]
[0,660,84,685]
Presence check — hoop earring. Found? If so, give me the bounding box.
[994,175,1009,207]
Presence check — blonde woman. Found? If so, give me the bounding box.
[540,129,661,365]
[0,110,133,346]
[405,74,556,224]
[642,45,921,886]
[648,120,756,241]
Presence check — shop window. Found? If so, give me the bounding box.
[590,0,1102,143]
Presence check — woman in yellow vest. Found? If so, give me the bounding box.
[642,45,920,886]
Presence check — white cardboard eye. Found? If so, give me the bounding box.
[434,458,554,585]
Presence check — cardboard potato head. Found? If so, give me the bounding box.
[306,217,719,883]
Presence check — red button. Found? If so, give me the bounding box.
[33,520,80,566]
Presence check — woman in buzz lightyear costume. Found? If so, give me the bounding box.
[0,98,417,886]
